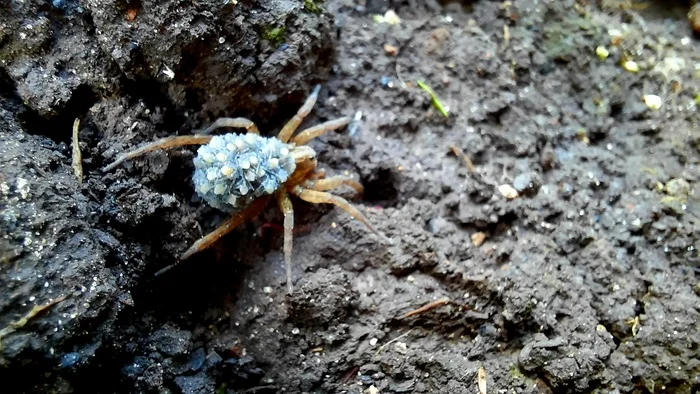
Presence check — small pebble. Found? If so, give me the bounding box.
[595,46,609,60]
[498,184,519,200]
[471,232,486,247]
[369,338,378,346]
[642,94,662,110]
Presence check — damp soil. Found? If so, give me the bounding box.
[1,0,699,393]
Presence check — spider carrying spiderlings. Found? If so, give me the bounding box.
[104,85,391,293]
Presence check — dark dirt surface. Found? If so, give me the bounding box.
[1,0,699,393]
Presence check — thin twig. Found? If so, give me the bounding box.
[449,145,475,172]
[375,328,414,355]
[0,295,68,350]
[478,366,487,394]
[400,297,451,319]
[72,118,83,184]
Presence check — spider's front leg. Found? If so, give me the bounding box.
[199,117,260,135]
[103,135,213,171]
[278,85,321,143]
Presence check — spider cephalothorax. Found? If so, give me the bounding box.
[104,85,390,293]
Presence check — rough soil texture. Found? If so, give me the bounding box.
[1,0,699,393]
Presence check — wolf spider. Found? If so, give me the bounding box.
[104,85,391,293]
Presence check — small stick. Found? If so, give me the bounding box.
[449,145,475,172]
[478,366,487,394]
[400,297,450,319]
[72,118,83,184]
[0,295,68,350]
[375,328,414,355]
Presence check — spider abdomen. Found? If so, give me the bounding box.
[192,133,296,212]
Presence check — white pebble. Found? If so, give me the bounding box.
[239,183,249,195]
[268,158,279,169]
[369,338,378,346]
[216,152,228,162]
[214,184,226,195]
[498,184,519,200]
[642,94,662,110]
[249,156,259,165]
[240,159,250,170]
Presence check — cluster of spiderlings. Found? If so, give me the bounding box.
[192,133,296,212]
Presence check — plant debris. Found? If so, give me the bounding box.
[417,80,449,117]
[72,118,83,184]
[400,297,451,319]
[0,295,68,350]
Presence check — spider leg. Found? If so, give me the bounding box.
[158,196,271,275]
[103,135,213,171]
[307,175,363,196]
[289,186,392,244]
[309,168,326,181]
[199,117,260,135]
[276,190,295,294]
[277,84,321,143]
[290,117,351,146]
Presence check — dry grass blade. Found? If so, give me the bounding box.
[72,118,83,184]
[0,295,68,350]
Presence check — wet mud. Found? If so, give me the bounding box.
[1,0,699,393]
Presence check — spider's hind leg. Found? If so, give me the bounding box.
[307,175,363,196]
[276,190,295,294]
[103,135,213,171]
[155,197,271,276]
[290,186,391,245]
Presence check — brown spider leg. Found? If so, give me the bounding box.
[289,186,392,245]
[277,84,321,143]
[199,117,260,135]
[276,189,295,294]
[307,176,364,196]
[103,135,213,171]
[179,196,270,261]
[153,197,271,277]
[290,117,352,146]
[309,168,326,181]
